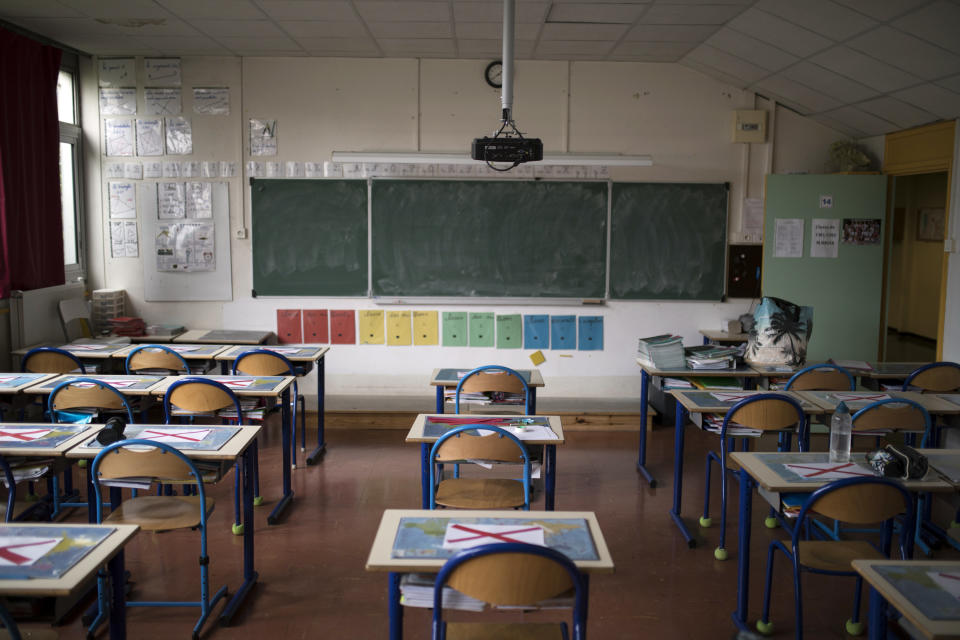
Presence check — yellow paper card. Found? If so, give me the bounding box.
[387,311,412,346]
[529,350,546,366]
[413,311,439,345]
[359,310,384,344]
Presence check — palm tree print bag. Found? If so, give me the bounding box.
[744,296,813,367]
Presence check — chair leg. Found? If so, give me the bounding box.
[756,541,785,635]
[232,463,243,536]
[298,395,306,453]
[716,460,729,560]
[846,577,865,636]
[792,559,803,640]
[86,569,110,639]
[701,451,719,527]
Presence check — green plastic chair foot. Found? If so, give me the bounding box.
[764,516,779,529]
[253,496,263,507]
[77,459,87,468]
[845,619,864,636]
[714,547,728,561]
[24,494,39,503]
[231,523,243,536]
[756,620,774,635]
[950,521,960,529]
[699,516,713,528]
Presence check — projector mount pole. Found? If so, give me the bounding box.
[500,0,515,126]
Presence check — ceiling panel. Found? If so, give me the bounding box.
[0,0,84,18]
[752,74,843,112]
[703,27,798,71]
[809,45,920,93]
[847,26,960,80]
[214,35,302,52]
[541,23,629,41]
[280,21,368,38]
[856,95,939,128]
[456,22,539,40]
[726,8,832,56]
[780,61,879,103]
[893,83,960,119]
[811,107,890,136]
[191,19,287,38]
[354,2,450,23]
[684,44,769,84]
[459,38,535,58]
[368,22,452,38]
[452,2,549,23]
[754,0,877,41]
[625,25,719,42]
[255,0,358,21]
[378,38,457,56]
[546,3,648,23]
[639,4,746,24]
[938,74,960,93]
[611,41,696,60]
[58,0,172,19]
[893,0,960,55]
[158,0,266,20]
[536,40,614,57]
[296,36,381,55]
[136,35,233,54]
[830,0,930,22]
[15,17,124,38]
[63,35,162,55]
[682,59,755,89]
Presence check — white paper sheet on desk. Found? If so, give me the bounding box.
[0,536,61,566]
[139,428,211,444]
[928,571,960,602]
[263,347,302,355]
[218,378,255,389]
[784,462,875,480]
[166,345,199,353]
[70,379,138,389]
[0,428,52,443]
[830,392,890,402]
[64,345,108,352]
[442,523,545,550]
[476,425,558,440]
[711,392,755,403]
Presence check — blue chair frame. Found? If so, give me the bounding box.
[783,363,855,391]
[454,365,532,415]
[902,361,960,392]
[90,439,228,640]
[0,455,17,523]
[47,377,135,424]
[432,542,588,640]
[124,344,190,375]
[20,347,85,374]
[429,424,532,510]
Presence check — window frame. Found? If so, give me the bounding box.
[58,54,85,282]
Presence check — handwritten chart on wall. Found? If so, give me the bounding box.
[371,180,608,298]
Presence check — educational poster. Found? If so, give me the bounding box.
[162,161,181,178]
[143,161,162,179]
[164,117,192,155]
[303,309,329,343]
[144,58,181,86]
[144,88,181,116]
[155,222,214,272]
[220,162,237,178]
[578,316,604,350]
[276,309,303,344]
[774,218,804,257]
[523,315,549,350]
[185,182,212,218]
[285,161,304,178]
[104,118,135,156]
[249,118,278,156]
[122,162,142,180]
[202,161,218,178]
[550,316,576,350]
[99,87,136,115]
[246,161,264,178]
[266,161,282,177]
[386,311,412,346]
[110,220,138,258]
[108,181,136,219]
[157,182,185,219]
[810,218,839,258]
[496,314,522,348]
[181,161,199,177]
[97,58,134,87]
[330,310,356,344]
[135,118,164,156]
[842,218,881,245]
[305,162,323,178]
[442,312,467,347]
[413,311,438,345]
[469,312,494,347]
[104,163,124,179]
[193,87,230,115]
[359,310,384,344]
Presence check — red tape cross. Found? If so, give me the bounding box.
[939,573,960,582]
[447,523,540,544]
[430,417,510,426]
[0,539,56,565]
[0,429,49,442]
[788,462,871,478]
[141,429,208,443]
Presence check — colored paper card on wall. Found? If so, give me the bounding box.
[529,350,546,366]
[387,311,412,346]
[470,312,495,347]
[359,310,384,344]
[578,316,604,351]
[551,315,576,350]
[523,315,549,349]
[303,309,328,343]
[276,309,302,344]
[413,311,439,345]
[443,312,468,347]
[496,314,522,349]
[330,310,356,345]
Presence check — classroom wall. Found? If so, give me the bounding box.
[944,120,960,362]
[81,56,846,400]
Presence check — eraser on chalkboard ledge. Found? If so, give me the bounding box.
[582,299,605,305]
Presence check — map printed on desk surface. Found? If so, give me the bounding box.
[926,452,960,484]
[873,564,960,621]
[0,374,47,389]
[0,526,115,579]
[759,453,880,483]
[423,416,556,440]
[392,517,597,561]
[84,425,239,451]
[0,425,89,449]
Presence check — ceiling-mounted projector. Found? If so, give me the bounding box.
[471,135,543,164]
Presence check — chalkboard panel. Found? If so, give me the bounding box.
[251,179,368,296]
[371,180,607,298]
[609,182,728,300]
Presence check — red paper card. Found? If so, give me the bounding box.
[276,309,302,344]
[330,310,356,344]
[303,309,329,343]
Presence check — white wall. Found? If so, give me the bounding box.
[83,56,846,399]
[943,120,960,361]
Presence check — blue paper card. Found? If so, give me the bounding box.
[578,316,604,350]
[551,316,576,350]
[523,315,549,349]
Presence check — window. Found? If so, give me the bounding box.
[57,61,83,280]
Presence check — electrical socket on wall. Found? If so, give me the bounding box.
[235,228,248,239]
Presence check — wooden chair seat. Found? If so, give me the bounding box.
[797,540,885,572]
[435,478,525,509]
[103,495,210,531]
[446,622,564,639]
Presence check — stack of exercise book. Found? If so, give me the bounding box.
[108,316,146,336]
[684,345,739,369]
[636,334,684,369]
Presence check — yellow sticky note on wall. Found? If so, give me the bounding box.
[387,311,412,346]
[413,311,439,345]
[359,310,384,344]
[529,350,546,366]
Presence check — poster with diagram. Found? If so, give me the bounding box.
[157,182,185,219]
[108,181,136,218]
[144,88,181,116]
[104,119,135,156]
[136,118,164,156]
[110,221,138,258]
[156,223,215,272]
[185,182,212,218]
[249,118,277,156]
[164,117,192,155]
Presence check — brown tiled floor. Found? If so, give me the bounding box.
[44,423,952,639]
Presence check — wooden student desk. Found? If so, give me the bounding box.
[66,424,263,626]
[173,329,275,345]
[23,374,167,401]
[366,508,614,640]
[429,367,545,414]
[0,523,139,640]
[14,342,131,374]
[110,343,231,374]
[216,345,331,465]
[727,451,957,633]
[405,414,565,510]
[0,373,56,419]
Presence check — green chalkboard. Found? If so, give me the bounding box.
[251,179,368,296]
[609,182,728,299]
[371,180,608,298]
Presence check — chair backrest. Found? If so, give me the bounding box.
[852,398,931,446]
[784,364,855,391]
[125,344,190,375]
[455,365,532,414]
[163,377,245,425]
[232,349,295,377]
[0,455,16,523]
[48,377,135,423]
[58,298,93,341]
[793,476,913,558]
[723,393,808,436]
[21,347,85,374]
[903,362,960,393]
[432,542,587,640]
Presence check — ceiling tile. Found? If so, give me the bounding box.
[856,95,939,128]
[684,44,769,84]
[809,45,920,93]
[754,0,877,41]
[455,22,539,40]
[459,38,535,58]
[0,1,83,18]
[682,59,755,89]
[354,2,450,22]
[780,61,879,103]
[751,74,843,112]
[64,35,162,55]
[611,41,695,61]
[111,16,200,36]
[703,27,798,72]
[368,22,452,38]
[535,40,614,57]
[893,0,960,56]
[255,0,357,21]
[157,0,265,20]
[58,0,171,19]
[453,2,549,23]
[191,19,286,37]
[652,0,752,4]
[15,17,123,37]
[135,35,232,54]
[639,4,746,25]
[624,24,719,42]
[810,108,887,136]
[726,8,832,57]
[379,38,457,56]
[938,74,960,93]
[848,26,960,80]
[295,36,380,54]
[832,0,932,22]
[280,20,368,38]
[546,3,647,24]
[541,23,628,40]
[214,35,303,51]
[893,83,960,119]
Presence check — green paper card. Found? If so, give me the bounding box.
[496,314,522,349]
[442,312,468,346]
[469,312,495,347]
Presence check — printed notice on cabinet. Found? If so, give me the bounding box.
[774,218,804,258]
[810,218,839,258]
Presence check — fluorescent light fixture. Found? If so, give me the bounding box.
[331,151,653,167]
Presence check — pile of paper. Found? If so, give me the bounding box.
[702,414,762,437]
[399,574,485,611]
[636,334,684,369]
[684,345,739,370]
[108,316,146,337]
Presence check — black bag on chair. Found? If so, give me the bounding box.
[866,443,928,480]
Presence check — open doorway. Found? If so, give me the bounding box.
[885,172,947,361]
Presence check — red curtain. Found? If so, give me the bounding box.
[0,26,64,298]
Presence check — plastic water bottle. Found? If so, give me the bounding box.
[829,401,852,463]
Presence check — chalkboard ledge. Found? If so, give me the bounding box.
[372,296,605,306]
